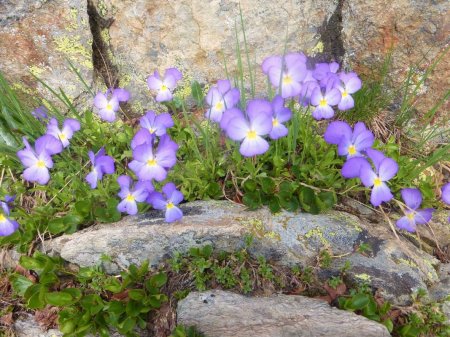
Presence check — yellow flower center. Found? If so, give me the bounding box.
[282,74,293,85]
[106,103,113,111]
[342,90,348,98]
[319,98,327,107]
[348,145,357,155]
[0,214,5,222]
[149,128,156,134]
[36,160,46,168]
[215,101,224,111]
[59,133,67,140]
[373,177,382,187]
[247,130,257,139]
[126,194,135,202]
[147,159,157,166]
[161,84,168,91]
[406,212,415,220]
[272,118,279,127]
[166,202,174,209]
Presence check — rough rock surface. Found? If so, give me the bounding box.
[341,0,450,125]
[45,200,440,305]
[0,0,92,103]
[91,0,338,109]
[177,290,391,337]
[14,314,62,337]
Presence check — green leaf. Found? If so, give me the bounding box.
[260,177,275,194]
[104,277,122,293]
[350,293,370,310]
[48,214,83,234]
[10,274,33,296]
[45,291,74,306]
[25,284,46,309]
[147,272,168,290]
[243,191,262,210]
[191,81,204,105]
[128,289,145,301]
[243,179,257,192]
[118,316,136,333]
[268,196,281,213]
[382,319,394,333]
[75,199,92,217]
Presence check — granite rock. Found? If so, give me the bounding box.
[44,200,440,305]
[177,290,391,337]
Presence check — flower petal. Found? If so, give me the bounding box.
[370,182,393,206]
[240,136,269,157]
[401,188,422,210]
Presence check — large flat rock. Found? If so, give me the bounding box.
[0,0,92,103]
[177,290,391,337]
[44,200,440,305]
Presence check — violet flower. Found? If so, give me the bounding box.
[324,121,374,158]
[31,106,48,121]
[17,135,62,185]
[312,62,339,83]
[336,72,362,111]
[108,88,130,102]
[117,175,153,215]
[359,149,398,207]
[205,79,240,123]
[0,213,19,237]
[128,137,178,182]
[0,195,15,216]
[46,118,80,148]
[219,108,244,133]
[140,111,174,136]
[310,86,341,120]
[269,95,292,140]
[225,99,273,157]
[442,183,450,205]
[148,182,183,223]
[94,92,119,122]
[147,68,182,102]
[262,53,307,98]
[85,147,115,189]
[131,128,154,150]
[396,188,434,232]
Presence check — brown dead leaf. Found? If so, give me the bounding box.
[111,289,129,301]
[35,306,59,330]
[0,313,13,326]
[323,282,347,301]
[14,265,37,283]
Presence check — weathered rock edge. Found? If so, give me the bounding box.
[44,200,441,305]
[177,290,391,337]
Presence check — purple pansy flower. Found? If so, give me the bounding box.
[442,183,450,205]
[298,71,320,106]
[262,53,307,98]
[324,121,374,158]
[85,147,115,189]
[336,72,362,111]
[148,182,183,223]
[131,128,154,150]
[312,62,339,83]
[225,99,272,157]
[310,86,341,120]
[147,68,182,102]
[46,118,80,148]
[358,149,398,207]
[107,88,130,102]
[1,195,15,216]
[31,106,48,121]
[0,213,19,237]
[128,137,178,182]
[205,79,240,123]
[269,95,292,140]
[396,188,434,232]
[17,135,62,185]
[94,91,119,122]
[219,108,244,133]
[117,175,153,215]
[140,111,174,136]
